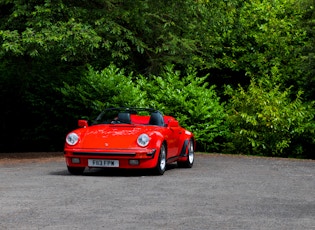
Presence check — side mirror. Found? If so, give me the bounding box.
[168,120,179,128]
[78,120,88,128]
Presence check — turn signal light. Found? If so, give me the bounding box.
[129,160,139,165]
[71,158,80,164]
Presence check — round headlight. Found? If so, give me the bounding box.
[66,133,79,145]
[137,134,150,147]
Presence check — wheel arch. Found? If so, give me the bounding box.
[179,136,195,157]
[162,140,168,158]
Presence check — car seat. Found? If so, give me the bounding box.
[149,111,165,127]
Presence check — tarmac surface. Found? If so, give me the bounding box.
[0,153,314,230]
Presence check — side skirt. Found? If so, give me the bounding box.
[167,156,180,164]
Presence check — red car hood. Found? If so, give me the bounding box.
[75,124,161,149]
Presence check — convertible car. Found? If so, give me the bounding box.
[64,108,195,175]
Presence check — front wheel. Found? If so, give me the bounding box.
[177,139,194,168]
[154,143,167,175]
[67,166,85,175]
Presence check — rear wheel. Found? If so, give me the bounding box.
[67,166,85,175]
[177,139,194,168]
[154,144,167,175]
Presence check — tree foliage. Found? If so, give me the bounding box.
[198,0,313,96]
[0,0,204,73]
[0,0,314,157]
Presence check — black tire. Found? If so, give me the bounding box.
[67,166,85,175]
[177,139,194,168]
[154,143,167,175]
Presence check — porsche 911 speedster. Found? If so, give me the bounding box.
[64,108,195,175]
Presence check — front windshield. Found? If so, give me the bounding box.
[92,110,119,125]
[92,108,155,125]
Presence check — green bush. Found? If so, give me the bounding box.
[224,78,315,158]
[136,65,228,152]
[60,64,146,120]
[60,64,227,152]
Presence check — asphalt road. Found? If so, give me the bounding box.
[0,154,314,230]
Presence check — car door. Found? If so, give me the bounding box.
[165,120,181,158]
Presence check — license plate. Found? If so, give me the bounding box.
[88,159,119,168]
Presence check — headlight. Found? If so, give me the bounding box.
[66,133,79,145]
[137,134,150,147]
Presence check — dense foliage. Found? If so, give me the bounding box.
[225,79,314,158]
[0,0,314,158]
[61,65,227,152]
[136,65,228,152]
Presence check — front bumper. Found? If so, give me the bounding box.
[64,148,157,169]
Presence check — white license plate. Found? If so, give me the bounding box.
[88,159,119,168]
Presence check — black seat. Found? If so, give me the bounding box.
[118,112,131,124]
[149,111,164,127]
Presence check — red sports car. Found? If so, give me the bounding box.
[64,108,195,175]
